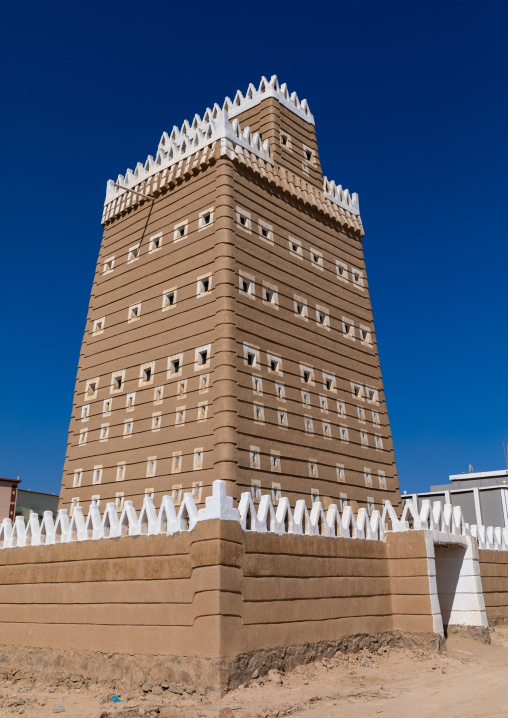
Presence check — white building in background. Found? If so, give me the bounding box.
[403,468,508,529]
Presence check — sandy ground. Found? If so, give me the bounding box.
[2,626,508,718]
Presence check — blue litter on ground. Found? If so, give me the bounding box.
[110,695,124,703]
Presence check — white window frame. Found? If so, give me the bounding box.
[275,382,286,402]
[162,287,177,311]
[198,207,214,231]
[148,232,163,253]
[310,248,324,270]
[267,353,283,376]
[175,407,186,427]
[336,260,348,282]
[197,401,209,422]
[152,412,162,432]
[197,273,212,298]
[127,244,140,263]
[126,392,136,412]
[250,446,261,470]
[171,452,182,474]
[92,465,103,485]
[300,364,315,386]
[340,425,349,443]
[99,423,109,442]
[342,317,355,340]
[128,302,141,323]
[243,344,260,369]
[194,344,211,371]
[193,448,204,471]
[239,271,255,299]
[139,361,155,387]
[360,325,372,347]
[116,462,126,481]
[173,221,188,242]
[252,375,263,396]
[258,220,274,245]
[316,305,330,330]
[351,268,365,289]
[110,370,125,394]
[85,377,99,400]
[336,464,345,483]
[154,386,164,405]
[167,353,183,378]
[103,256,115,275]
[236,206,252,233]
[92,317,105,336]
[294,295,308,320]
[289,236,303,259]
[253,402,265,425]
[123,419,134,437]
[73,469,82,488]
[270,452,281,474]
[262,282,279,309]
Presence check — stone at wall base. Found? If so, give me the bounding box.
[444,625,491,643]
[0,632,444,695]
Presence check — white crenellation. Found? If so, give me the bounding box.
[2,481,507,552]
[323,177,360,216]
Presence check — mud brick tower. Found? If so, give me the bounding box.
[59,75,401,516]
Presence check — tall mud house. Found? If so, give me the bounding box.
[60,76,401,515]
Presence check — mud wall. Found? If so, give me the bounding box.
[478,549,508,624]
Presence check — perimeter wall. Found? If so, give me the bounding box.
[0,521,438,692]
[478,549,508,625]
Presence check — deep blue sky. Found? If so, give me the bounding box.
[1,0,507,495]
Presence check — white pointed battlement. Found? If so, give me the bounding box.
[323,177,360,216]
[223,75,314,124]
[104,108,272,210]
[4,482,504,552]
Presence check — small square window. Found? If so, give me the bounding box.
[194,344,211,371]
[270,453,281,473]
[70,497,80,515]
[294,296,308,320]
[280,131,292,149]
[322,421,332,438]
[300,365,315,385]
[146,456,157,478]
[172,452,182,474]
[275,382,285,402]
[99,424,109,442]
[378,471,387,489]
[173,221,188,242]
[199,373,210,393]
[360,431,369,447]
[319,395,328,413]
[267,354,283,376]
[340,425,349,443]
[111,371,125,393]
[197,401,209,421]
[128,303,141,322]
[252,375,263,396]
[278,409,288,428]
[372,411,380,426]
[308,461,318,478]
[289,237,303,259]
[91,495,100,507]
[271,482,281,503]
[336,261,348,282]
[123,420,133,437]
[148,233,162,253]
[115,492,125,510]
[154,386,164,404]
[85,378,99,399]
[364,470,373,487]
[126,392,136,411]
[175,407,186,427]
[316,306,330,329]
[251,480,261,503]
[375,434,384,451]
[236,207,252,233]
[127,244,140,263]
[81,405,89,422]
[351,382,364,401]
[357,407,366,423]
[337,400,346,417]
[336,465,345,483]
[239,272,255,298]
[262,283,279,309]
[253,403,265,424]
[139,361,155,386]
[93,465,103,485]
[92,317,105,336]
[193,449,203,471]
[103,398,112,416]
[197,275,212,298]
[168,354,183,378]
[116,462,126,481]
[366,387,379,405]
[304,416,314,435]
[152,412,161,431]
[351,268,365,289]
[198,207,214,230]
[162,288,177,310]
[258,220,274,244]
[367,497,375,515]
[310,248,324,270]
[301,390,311,408]
[323,373,336,392]
[192,481,203,502]
[103,256,115,274]
[243,344,260,369]
[250,446,261,470]
[172,484,182,503]
[176,379,187,399]
[303,145,316,165]
[73,469,82,488]
[339,494,348,511]
[360,326,372,347]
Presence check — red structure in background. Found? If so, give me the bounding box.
[0,478,21,521]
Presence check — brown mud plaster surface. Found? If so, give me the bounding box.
[0,626,508,717]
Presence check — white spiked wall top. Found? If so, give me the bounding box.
[104,109,271,206]
[104,75,312,207]
[1,480,508,552]
[323,177,360,216]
